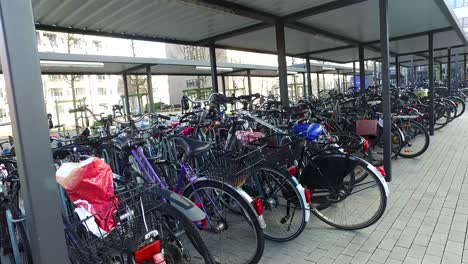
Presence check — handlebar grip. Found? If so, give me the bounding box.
[158,114,171,121]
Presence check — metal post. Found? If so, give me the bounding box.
[209,45,219,93]
[353,62,357,87]
[463,53,466,81]
[293,75,298,99]
[221,75,226,95]
[359,46,366,91]
[428,32,435,136]
[306,56,313,97]
[123,74,131,117]
[275,21,289,105]
[302,73,307,98]
[448,48,452,92]
[0,0,69,263]
[146,65,154,113]
[247,70,252,96]
[380,0,392,182]
[395,55,400,87]
[440,63,443,80]
[316,72,320,97]
[322,74,326,92]
[336,70,341,93]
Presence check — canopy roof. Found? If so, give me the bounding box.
[33,0,467,63]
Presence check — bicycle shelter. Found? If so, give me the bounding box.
[0,0,466,262]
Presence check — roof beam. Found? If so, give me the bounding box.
[197,22,270,45]
[363,27,453,45]
[282,0,368,23]
[118,64,153,74]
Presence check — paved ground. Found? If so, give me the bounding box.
[259,112,468,264]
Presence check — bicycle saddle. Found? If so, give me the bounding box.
[367,100,381,106]
[172,137,212,157]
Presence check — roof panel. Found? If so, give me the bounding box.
[223,0,334,16]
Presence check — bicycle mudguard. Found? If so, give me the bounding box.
[290,176,310,222]
[158,188,206,222]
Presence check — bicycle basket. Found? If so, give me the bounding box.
[202,148,264,188]
[64,184,166,264]
[355,119,378,136]
[247,134,306,166]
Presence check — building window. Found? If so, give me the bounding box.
[50,88,63,97]
[48,75,63,82]
[463,17,468,28]
[186,79,197,88]
[75,88,85,97]
[97,88,107,96]
[43,33,58,47]
[97,75,106,80]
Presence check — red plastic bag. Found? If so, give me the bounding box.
[56,158,118,233]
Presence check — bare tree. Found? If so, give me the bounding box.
[127,40,148,113]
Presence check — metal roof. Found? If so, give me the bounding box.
[32,0,467,63]
[12,52,358,77]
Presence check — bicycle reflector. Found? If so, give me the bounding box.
[252,198,264,216]
[304,188,312,204]
[362,139,369,151]
[134,240,162,263]
[288,166,297,176]
[376,166,386,177]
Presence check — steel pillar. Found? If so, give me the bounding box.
[209,45,219,93]
[428,33,435,136]
[316,72,320,97]
[380,0,392,182]
[123,74,131,117]
[448,48,452,92]
[464,54,467,81]
[337,70,341,93]
[0,0,69,263]
[275,22,289,105]
[440,63,443,80]
[146,65,154,113]
[306,56,313,97]
[302,73,307,98]
[353,62,357,87]
[221,75,226,94]
[359,46,366,91]
[395,55,400,87]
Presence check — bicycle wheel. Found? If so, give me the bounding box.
[155,203,216,264]
[398,120,430,158]
[449,96,466,118]
[243,165,307,242]
[3,208,33,264]
[301,153,387,230]
[183,180,264,264]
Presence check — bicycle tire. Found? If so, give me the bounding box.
[449,96,466,118]
[156,203,216,264]
[5,207,33,264]
[183,180,265,264]
[244,164,307,242]
[398,120,430,158]
[301,153,387,230]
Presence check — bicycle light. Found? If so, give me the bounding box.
[288,166,297,176]
[134,240,162,263]
[362,139,369,151]
[252,198,264,216]
[376,166,386,177]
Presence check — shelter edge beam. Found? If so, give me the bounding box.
[281,0,368,22]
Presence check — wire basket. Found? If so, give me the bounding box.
[246,134,306,166]
[63,184,165,264]
[331,132,366,154]
[201,148,265,188]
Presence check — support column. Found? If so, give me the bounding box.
[306,55,313,97]
[221,76,226,95]
[448,48,452,92]
[440,63,443,80]
[337,70,341,93]
[275,22,289,105]
[359,46,366,91]
[146,65,154,113]
[464,54,467,81]
[302,73,307,98]
[395,56,400,88]
[316,72,320,97]
[123,74,131,117]
[380,0,392,182]
[209,45,219,93]
[247,70,252,96]
[353,62,357,87]
[0,0,69,262]
[428,33,435,136]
